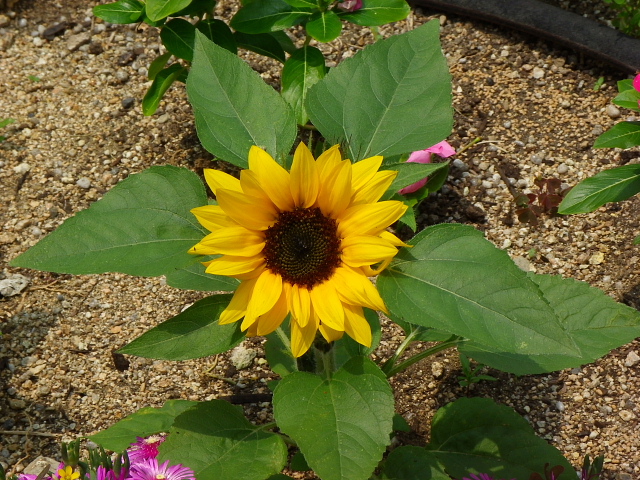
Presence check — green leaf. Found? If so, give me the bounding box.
[385,161,450,194]
[146,0,193,22]
[187,31,297,168]
[148,52,172,80]
[161,18,197,61]
[174,0,216,17]
[460,273,640,374]
[594,121,640,148]
[165,259,240,291]
[265,319,298,377]
[93,0,145,24]
[143,63,188,115]
[392,413,411,433]
[558,164,640,214]
[379,446,448,480]
[617,78,634,93]
[339,0,410,26]
[613,88,640,110]
[161,400,288,480]
[378,224,583,371]
[234,31,286,62]
[282,46,326,125]
[230,0,312,33]
[197,19,237,54]
[306,10,342,42]
[119,295,245,360]
[426,398,574,479]
[273,357,394,480]
[634,234,640,244]
[282,0,317,7]
[306,20,452,161]
[0,118,16,128]
[290,451,310,471]
[10,166,207,277]
[89,400,198,451]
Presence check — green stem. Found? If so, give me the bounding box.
[380,328,421,375]
[371,26,382,41]
[384,335,464,379]
[313,340,336,379]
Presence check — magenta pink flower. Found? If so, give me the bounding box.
[127,435,166,463]
[633,73,640,93]
[337,0,362,12]
[398,140,456,195]
[129,459,195,480]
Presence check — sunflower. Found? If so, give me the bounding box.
[189,143,408,357]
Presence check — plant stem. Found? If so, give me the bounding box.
[380,328,421,375]
[384,335,464,378]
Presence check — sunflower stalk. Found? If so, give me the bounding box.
[383,335,464,378]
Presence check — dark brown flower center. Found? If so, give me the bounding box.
[263,207,341,288]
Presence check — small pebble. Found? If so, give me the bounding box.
[18,18,27,27]
[115,70,129,83]
[606,104,621,119]
[557,163,569,174]
[624,351,640,367]
[532,66,545,79]
[121,97,136,109]
[76,177,91,189]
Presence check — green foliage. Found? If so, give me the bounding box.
[281,46,327,126]
[338,0,411,26]
[93,0,145,24]
[0,117,15,142]
[119,295,245,360]
[593,121,640,149]
[273,357,394,480]
[602,0,640,37]
[162,401,288,480]
[457,352,497,388]
[558,164,640,214]
[187,32,297,168]
[306,20,453,161]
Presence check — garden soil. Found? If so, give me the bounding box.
[1,0,639,478]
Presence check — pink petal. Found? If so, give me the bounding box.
[424,140,456,157]
[633,74,640,93]
[406,150,433,164]
[400,141,456,195]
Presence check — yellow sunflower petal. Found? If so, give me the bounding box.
[309,280,345,331]
[205,254,264,277]
[290,143,320,208]
[351,155,383,192]
[341,234,398,267]
[193,226,264,256]
[243,269,283,328]
[379,230,411,247]
[317,160,353,218]
[248,146,295,211]
[190,205,236,232]
[204,168,242,195]
[338,201,407,237]
[332,266,388,313]
[319,323,344,343]
[291,312,319,357]
[256,292,288,335]
[343,303,372,348]
[219,278,257,324]
[288,283,311,328]
[217,188,277,230]
[351,170,397,205]
[315,144,342,177]
[239,170,271,203]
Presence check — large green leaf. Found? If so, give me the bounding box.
[119,295,245,360]
[384,161,450,195]
[93,0,145,24]
[378,446,448,480]
[426,398,574,479]
[146,0,193,21]
[234,31,286,62]
[162,401,288,480]
[460,273,640,374]
[161,18,197,61]
[187,31,297,168]
[197,19,237,54]
[142,63,188,116]
[339,0,410,26]
[558,164,640,214]
[10,166,207,277]
[378,224,579,364]
[273,357,394,480]
[613,88,640,110]
[306,20,452,161]
[230,0,313,33]
[282,46,326,125]
[89,400,198,451]
[594,121,640,149]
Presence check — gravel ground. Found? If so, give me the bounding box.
[1,1,639,479]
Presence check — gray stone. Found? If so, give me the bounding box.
[66,32,91,52]
[0,273,29,297]
[23,456,59,476]
[230,346,257,370]
[624,350,640,367]
[606,104,621,119]
[76,177,91,189]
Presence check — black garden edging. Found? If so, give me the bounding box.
[409,0,640,73]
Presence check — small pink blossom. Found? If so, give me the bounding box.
[337,0,362,12]
[398,140,456,195]
[127,435,166,463]
[633,73,640,93]
[129,459,195,480]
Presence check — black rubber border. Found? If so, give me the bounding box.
[409,0,640,73]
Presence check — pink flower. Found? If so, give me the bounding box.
[129,459,195,480]
[398,140,456,195]
[127,435,166,463]
[633,73,640,93]
[337,0,362,12]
